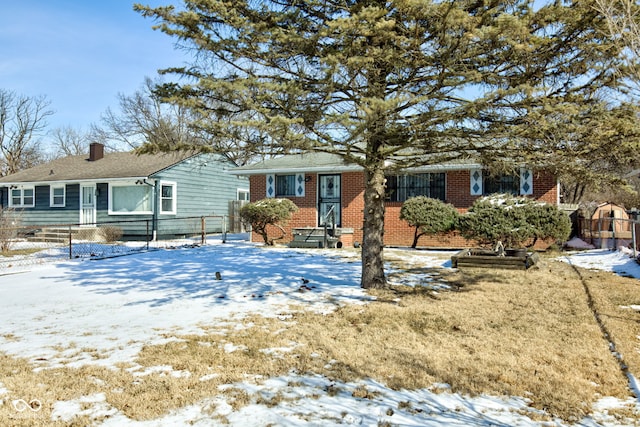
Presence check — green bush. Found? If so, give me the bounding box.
[400,196,459,248]
[239,198,298,245]
[458,194,571,248]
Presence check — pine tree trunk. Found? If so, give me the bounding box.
[361,165,387,289]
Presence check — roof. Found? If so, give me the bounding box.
[230,152,361,175]
[229,152,482,175]
[0,151,198,185]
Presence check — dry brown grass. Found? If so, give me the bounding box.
[0,254,639,425]
[0,247,42,257]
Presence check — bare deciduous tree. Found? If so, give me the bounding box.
[92,77,206,153]
[0,89,52,176]
[49,125,91,157]
[594,0,640,89]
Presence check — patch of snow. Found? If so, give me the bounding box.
[561,248,640,279]
[223,342,248,353]
[0,240,638,426]
[199,373,220,382]
[131,365,191,378]
[259,342,301,358]
[51,393,117,423]
[565,237,596,249]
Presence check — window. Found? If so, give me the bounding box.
[50,185,65,207]
[385,173,446,202]
[9,187,35,208]
[237,189,250,201]
[160,182,177,214]
[109,184,152,214]
[484,174,520,195]
[275,175,296,197]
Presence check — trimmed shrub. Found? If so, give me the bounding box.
[458,194,571,248]
[239,198,298,245]
[400,196,459,248]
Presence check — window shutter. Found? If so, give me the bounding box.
[295,173,305,197]
[470,169,483,196]
[266,174,275,198]
[520,168,533,195]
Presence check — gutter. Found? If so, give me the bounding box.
[226,165,362,175]
[226,162,486,176]
[0,177,151,187]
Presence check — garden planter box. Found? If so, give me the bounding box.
[451,248,539,270]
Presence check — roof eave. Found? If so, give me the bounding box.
[227,162,485,175]
[0,176,152,187]
[227,165,363,175]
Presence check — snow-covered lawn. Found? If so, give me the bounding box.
[0,239,638,426]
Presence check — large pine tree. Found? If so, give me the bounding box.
[135,0,640,288]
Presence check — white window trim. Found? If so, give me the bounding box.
[237,188,250,201]
[108,181,154,215]
[50,185,66,207]
[273,174,301,198]
[159,181,177,215]
[8,186,35,208]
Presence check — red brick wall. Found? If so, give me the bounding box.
[248,170,559,248]
[341,172,365,244]
[249,174,317,243]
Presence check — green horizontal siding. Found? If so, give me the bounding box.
[151,153,248,236]
[3,184,80,227]
[0,153,248,239]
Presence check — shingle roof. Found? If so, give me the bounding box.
[230,152,361,174]
[0,151,197,184]
[229,151,482,175]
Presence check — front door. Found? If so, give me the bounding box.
[318,174,341,227]
[80,184,96,226]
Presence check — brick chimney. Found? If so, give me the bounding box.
[89,142,104,161]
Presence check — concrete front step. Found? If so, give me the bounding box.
[28,236,68,244]
[27,227,100,243]
[290,228,339,248]
[288,240,325,248]
[290,227,354,249]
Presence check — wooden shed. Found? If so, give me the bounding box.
[581,202,634,248]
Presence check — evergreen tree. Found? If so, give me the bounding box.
[240,198,298,246]
[135,0,640,288]
[458,194,571,248]
[400,196,458,249]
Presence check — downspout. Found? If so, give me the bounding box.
[151,179,158,241]
[142,179,158,241]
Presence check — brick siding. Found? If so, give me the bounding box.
[249,170,559,249]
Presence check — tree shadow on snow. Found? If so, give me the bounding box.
[46,243,367,309]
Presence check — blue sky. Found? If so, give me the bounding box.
[0,0,189,133]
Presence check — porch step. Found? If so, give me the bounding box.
[290,227,340,249]
[289,240,325,248]
[27,227,99,243]
[28,228,70,243]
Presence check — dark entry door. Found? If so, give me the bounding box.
[318,174,341,227]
